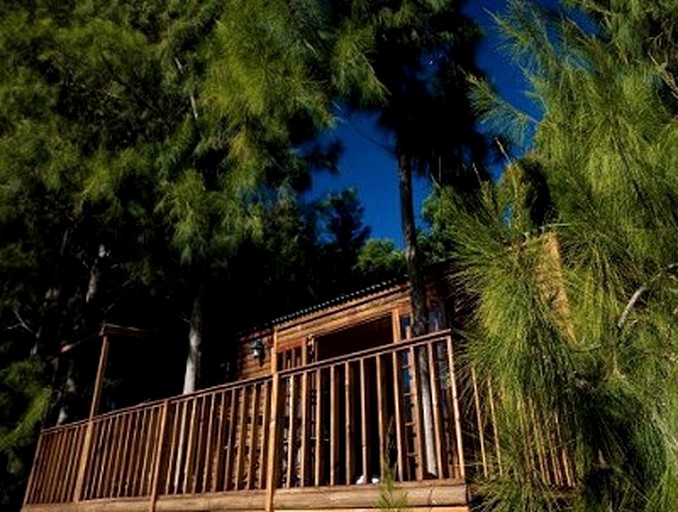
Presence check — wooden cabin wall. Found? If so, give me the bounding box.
[275,286,411,354]
[235,328,274,380]
[232,272,455,381]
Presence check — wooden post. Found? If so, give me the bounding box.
[90,334,110,419]
[74,333,110,502]
[264,374,281,512]
[148,399,169,512]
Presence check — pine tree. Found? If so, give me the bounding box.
[329,0,487,335]
[445,1,678,510]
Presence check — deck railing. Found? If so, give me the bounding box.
[23,330,574,509]
[273,332,465,489]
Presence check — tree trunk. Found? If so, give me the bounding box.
[56,359,76,426]
[397,147,429,336]
[397,147,436,475]
[182,287,204,394]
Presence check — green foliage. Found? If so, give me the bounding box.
[355,239,405,278]
[377,464,408,512]
[448,1,678,510]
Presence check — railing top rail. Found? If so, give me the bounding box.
[41,373,273,433]
[278,329,452,378]
[41,418,89,435]
[40,329,452,434]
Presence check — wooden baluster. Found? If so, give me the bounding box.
[55,429,71,502]
[259,381,271,490]
[375,354,387,480]
[164,401,181,494]
[172,400,188,494]
[125,410,141,497]
[329,366,338,486]
[183,398,199,494]
[360,358,371,484]
[409,346,425,481]
[46,430,63,503]
[234,387,250,490]
[285,375,297,488]
[392,351,406,481]
[202,393,216,492]
[37,434,53,503]
[137,408,154,496]
[123,413,136,496]
[314,369,323,486]
[211,391,226,492]
[105,416,124,498]
[344,361,354,485]
[37,433,55,503]
[148,399,169,512]
[93,419,113,499]
[94,420,111,499]
[299,371,310,487]
[115,414,133,497]
[191,396,208,493]
[223,388,239,490]
[42,434,58,502]
[143,409,156,496]
[246,384,260,489]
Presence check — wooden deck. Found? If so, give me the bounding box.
[22,331,573,511]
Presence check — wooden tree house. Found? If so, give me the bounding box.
[22,255,575,512]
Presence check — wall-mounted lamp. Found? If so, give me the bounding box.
[250,339,266,365]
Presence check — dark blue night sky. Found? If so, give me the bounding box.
[308,0,542,246]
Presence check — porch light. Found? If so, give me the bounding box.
[250,338,265,364]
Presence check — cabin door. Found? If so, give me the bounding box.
[311,315,393,483]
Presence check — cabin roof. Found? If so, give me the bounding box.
[249,276,404,333]
[241,260,456,336]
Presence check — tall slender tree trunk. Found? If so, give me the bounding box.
[397,147,429,336]
[182,286,204,394]
[397,146,436,474]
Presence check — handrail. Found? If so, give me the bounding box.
[41,331,452,434]
[278,329,452,377]
[41,374,273,434]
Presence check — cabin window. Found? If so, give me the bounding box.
[277,346,303,371]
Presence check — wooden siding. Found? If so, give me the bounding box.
[275,284,412,353]
[237,329,274,380]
